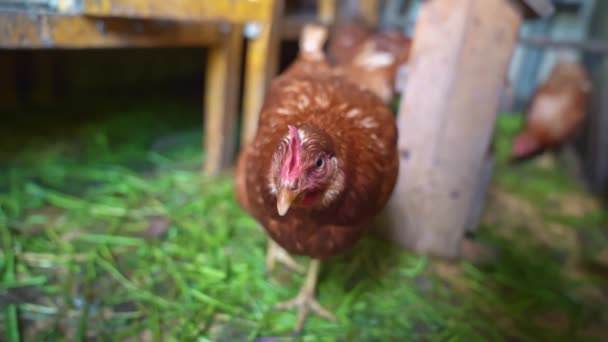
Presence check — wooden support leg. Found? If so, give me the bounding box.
[241,0,284,147]
[203,24,243,175]
[317,0,336,24]
[381,0,524,258]
[358,0,379,26]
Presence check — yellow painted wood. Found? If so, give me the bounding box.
[80,0,273,23]
[241,0,285,147]
[204,24,244,175]
[358,0,379,26]
[317,0,336,24]
[0,14,222,48]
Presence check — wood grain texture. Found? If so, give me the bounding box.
[241,0,285,147]
[204,24,244,175]
[80,0,275,23]
[0,14,221,48]
[382,0,522,258]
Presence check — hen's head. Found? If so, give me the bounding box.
[511,132,541,159]
[270,125,344,216]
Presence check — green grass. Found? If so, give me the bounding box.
[1,97,607,341]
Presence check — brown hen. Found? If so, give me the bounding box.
[329,25,412,103]
[234,24,399,332]
[327,21,373,65]
[512,60,591,160]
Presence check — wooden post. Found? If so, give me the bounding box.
[379,0,551,258]
[581,0,608,197]
[358,0,379,27]
[317,0,336,24]
[241,0,284,147]
[203,23,243,175]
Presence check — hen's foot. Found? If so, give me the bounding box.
[272,259,335,333]
[265,239,305,274]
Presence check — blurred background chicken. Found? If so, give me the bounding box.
[327,21,412,104]
[327,20,373,65]
[234,24,401,332]
[511,60,591,161]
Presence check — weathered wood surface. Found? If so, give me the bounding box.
[380,0,523,258]
[0,0,283,177]
[579,0,608,197]
[64,0,278,23]
[0,13,222,48]
[241,0,284,147]
[204,24,244,175]
[514,0,555,19]
[358,0,380,26]
[317,0,336,24]
[519,35,608,54]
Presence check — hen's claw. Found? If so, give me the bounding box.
[272,259,335,333]
[266,239,305,274]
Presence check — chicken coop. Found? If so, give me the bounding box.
[1,0,608,341]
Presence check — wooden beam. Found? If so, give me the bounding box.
[512,0,555,19]
[203,24,244,175]
[380,0,523,258]
[317,0,336,24]
[358,0,380,26]
[0,13,222,49]
[241,0,284,147]
[579,0,608,197]
[77,0,274,23]
[280,14,318,41]
[518,35,608,54]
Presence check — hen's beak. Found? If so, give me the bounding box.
[277,187,300,216]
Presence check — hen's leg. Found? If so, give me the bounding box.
[265,238,305,274]
[273,259,336,333]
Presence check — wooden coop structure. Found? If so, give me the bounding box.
[376,0,556,259]
[0,0,381,176]
[0,0,286,175]
[9,0,602,261]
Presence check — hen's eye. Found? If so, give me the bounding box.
[316,158,324,168]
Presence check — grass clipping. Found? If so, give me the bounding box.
[0,105,607,341]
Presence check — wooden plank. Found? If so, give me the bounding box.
[515,0,555,18]
[203,24,244,175]
[241,0,284,147]
[78,0,273,23]
[580,0,608,197]
[317,0,336,24]
[464,151,494,233]
[0,13,222,48]
[518,35,608,54]
[380,0,523,258]
[358,0,380,26]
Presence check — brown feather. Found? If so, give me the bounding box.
[524,61,591,145]
[329,27,412,103]
[235,25,399,259]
